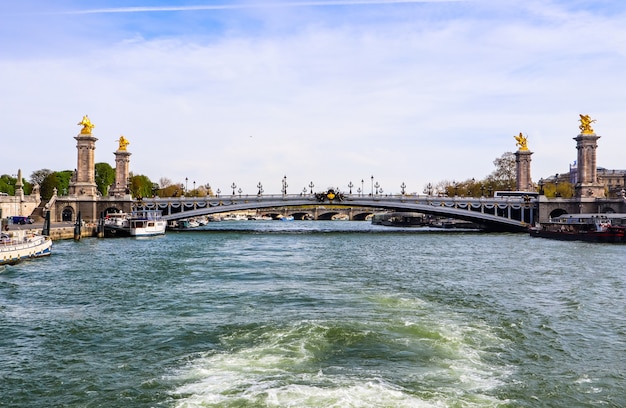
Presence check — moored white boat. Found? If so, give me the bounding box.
[129,210,167,236]
[103,210,166,237]
[0,230,52,265]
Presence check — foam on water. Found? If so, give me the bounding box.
[168,294,512,407]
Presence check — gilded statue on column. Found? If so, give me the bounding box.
[514,132,528,151]
[117,135,130,151]
[579,114,596,134]
[77,115,95,135]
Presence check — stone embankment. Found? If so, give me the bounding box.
[8,222,99,241]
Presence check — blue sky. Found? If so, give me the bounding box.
[2,0,625,194]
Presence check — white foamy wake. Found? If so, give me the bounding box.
[167,296,513,407]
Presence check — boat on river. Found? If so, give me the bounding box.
[0,230,52,265]
[530,213,626,243]
[104,210,166,237]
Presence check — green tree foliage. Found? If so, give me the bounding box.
[542,180,574,198]
[55,171,73,196]
[95,162,116,196]
[129,174,154,199]
[158,184,183,197]
[40,173,59,200]
[0,174,16,195]
[0,174,32,195]
[39,170,73,200]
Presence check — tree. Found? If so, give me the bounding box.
[159,177,173,188]
[95,162,116,196]
[485,151,516,191]
[158,184,182,197]
[0,174,16,195]
[55,170,73,196]
[129,174,154,198]
[30,169,53,186]
[40,173,59,200]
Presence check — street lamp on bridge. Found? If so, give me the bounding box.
[374,181,380,195]
[231,182,237,196]
[257,182,263,196]
[348,181,353,194]
[361,179,364,197]
[371,176,374,196]
[400,182,406,195]
[426,182,433,196]
[309,181,314,194]
[282,175,288,195]
[185,177,188,194]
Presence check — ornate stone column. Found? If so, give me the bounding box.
[110,136,132,197]
[574,114,605,198]
[513,133,533,191]
[68,115,99,196]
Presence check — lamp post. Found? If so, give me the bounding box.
[538,178,544,195]
[257,182,263,196]
[370,176,374,196]
[480,184,485,197]
[193,180,196,196]
[238,188,242,197]
[361,179,364,197]
[231,182,237,196]
[426,182,433,196]
[357,187,361,196]
[216,188,221,197]
[554,174,560,197]
[282,175,288,196]
[309,181,314,194]
[185,177,188,194]
[400,182,406,195]
[374,181,380,195]
[348,181,353,195]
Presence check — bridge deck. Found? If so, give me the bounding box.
[133,194,537,232]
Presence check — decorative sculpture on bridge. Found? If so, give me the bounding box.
[77,115,95,135]
[514,132,529,151]
[579,114,596,134]
[315,189,344,203]
[117,135,130,151]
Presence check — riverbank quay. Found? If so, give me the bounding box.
[4,222,98,241]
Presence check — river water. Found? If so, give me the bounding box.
[1,221,625,407]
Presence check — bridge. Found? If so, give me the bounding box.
[132,191,537,232]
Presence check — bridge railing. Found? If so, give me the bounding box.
[132,192,537,231]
